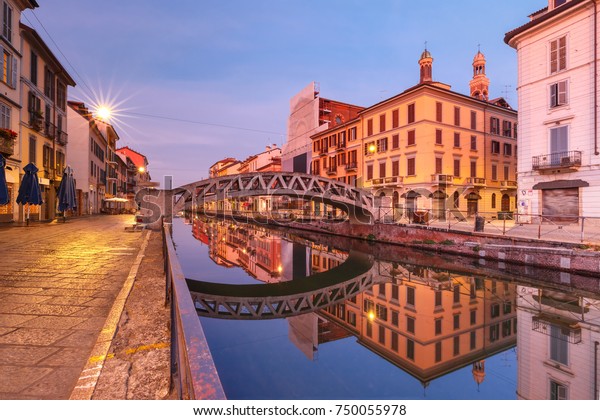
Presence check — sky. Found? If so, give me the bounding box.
[23,0,545,187]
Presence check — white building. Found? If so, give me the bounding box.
[505,0,600,221]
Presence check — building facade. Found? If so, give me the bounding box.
[506,0,600,220]
[20,22,75,221]
[0,1,39,222]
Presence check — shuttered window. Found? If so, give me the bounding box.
[550,36,567,74]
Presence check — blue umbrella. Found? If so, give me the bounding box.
[17,162,43,225]
[57,166,77,219]
[0,154,8,205]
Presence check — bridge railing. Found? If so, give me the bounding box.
[162,218,226,400]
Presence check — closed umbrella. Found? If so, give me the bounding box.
[17,162,43,225]
[0,155,8,205]
[57,166,77,221]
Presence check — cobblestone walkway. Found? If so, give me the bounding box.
[0,215,145,399]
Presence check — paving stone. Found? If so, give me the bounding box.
[52,329,97,348]
[43,296,94,306]
[0,327,16,336]
[0,314,38,327]
[18,316,88,329]
[0,294,53,304]
[71,317,108,331]
[0,365,53,393]
[0,328,73,346]
[16,304,85,316]
[0,345,60,365]
[20,367,82,399]
[37,346,93,367]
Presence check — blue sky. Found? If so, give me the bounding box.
[24,0,543,187]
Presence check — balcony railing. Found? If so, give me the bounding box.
[371,176,403,186]
[326,166,337,175]
[336,142,346,151]
[431,174,454,184]
[57,131,68,146]
[345,162,358,171]
[319,148,328,156]
[532,151,581,171]
[465,177,486,187]
[501,180,517,188]
[44,122,56,139]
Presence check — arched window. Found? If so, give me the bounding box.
[453,191,460,208]
[491,193,496,209]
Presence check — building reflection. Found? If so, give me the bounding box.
[516,285,600,400]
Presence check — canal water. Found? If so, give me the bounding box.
[172,216,600,400]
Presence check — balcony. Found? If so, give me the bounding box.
[327,166,337,176]
[57,131,68,146]
[319,147,328,157]
[371,176,403,186]
[532,151,581,171]
[0,138,14,156]
[336,142,346,151]
[44,122,56,139]
[431,174,454,184]
[345,162,358,172]
[465,177,486,187]
[500,180,517,189]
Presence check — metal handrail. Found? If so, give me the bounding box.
[162,219,226,400]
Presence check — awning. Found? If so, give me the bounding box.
[532,179,589,190]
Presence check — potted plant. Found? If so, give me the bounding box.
[0,128,17,153]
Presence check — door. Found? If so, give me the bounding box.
[542,188,578,223]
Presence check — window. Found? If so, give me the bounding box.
[378,325,385,344]
[436,129,442,145]
[554,0,567,7]
[392,160,399,177]
[408,103,415,124]
[407,339,415,360]
[44,66,55,100]
[349,127,357,141]
[454,132,460,147]
[503,143,512,156]
[502,320,512,337]
[391,310,399,326]
[406,286,415,306]
[489,324,500,342]
[312,160,320,175]
[550,35,567,74]
[502,120,512,137]
[379,162,386,178]
[470,111,477,130]
[392,109,399,128]
[491,193,496,209]
[434,290,442,307]
[366,320,372,338]
[436,102,442,122]
[550,380,568,400]
[503,301,512,314]
[435,342,442,362]
[550,324,569,365]
[491,303,500,318]
[1,48,17,88]
[454,107,460,126]
[504,165,510,181]
[550,125,569,154]
[2,2,12,43]
[43,144,53,170]
[453,336,460,356]
[490,117,500,134]
[453,313,460,330]
[367,119,373,136]
[550,80,568,108]
[391,331,398,351]
[491,164,497,181]
[0,102,10,128]
[407,130,415,146]
[377,137,388,153]
[391,284,399,300]
[364,142,375,155]
[470,309,476,325]
[470,161,477,178]
[453,285,460,303]
[435,157,442,174]
[435,318,442,335]
[406,316,415,334]
[491,140,500,154]
[28,135,36,164]
[30,51,37,85]
[407,157,415,176]
[392,134,399,149]
[453,191,459,208]
[470,136,477,151]
[453,159,461,177]
[379,114,386,132]
[366,164,373,180]
[470,331,476,349]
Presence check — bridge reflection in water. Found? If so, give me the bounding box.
[178,216,600,400]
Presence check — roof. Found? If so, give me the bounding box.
[20,23,76,86]
[116,146,148,168]
[505,0,587,46]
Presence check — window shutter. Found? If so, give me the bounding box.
[0,45,4,80]
[558,80,567,105]
[550,40,558,73]
[559,37,567,71]
[2,3,7,39]
[550,83,557,107]
[10,55,16,88]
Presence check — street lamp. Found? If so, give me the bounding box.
[95,106,112,121]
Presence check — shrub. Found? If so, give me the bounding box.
[439,239,455,246]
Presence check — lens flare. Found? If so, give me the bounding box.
[96,106,112,121]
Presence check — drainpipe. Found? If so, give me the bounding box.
[595,341,599,400]
[595,1,599,155]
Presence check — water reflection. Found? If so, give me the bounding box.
[177,216,600,400]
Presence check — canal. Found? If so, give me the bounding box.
[172,216,600,400]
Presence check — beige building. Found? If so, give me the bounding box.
[0,1,39,223]
[362,50,518,220]
[506,0,600,221]
[19,22,75,221]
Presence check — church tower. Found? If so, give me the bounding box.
[419,48,433,84]
[469,49,490,100]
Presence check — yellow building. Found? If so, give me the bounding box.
[312,49,518,221]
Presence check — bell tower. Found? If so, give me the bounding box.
[419,48,433,84]
[470,49,490,100]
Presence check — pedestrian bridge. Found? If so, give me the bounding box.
[187,251,378,320]
[173,172,375,224]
